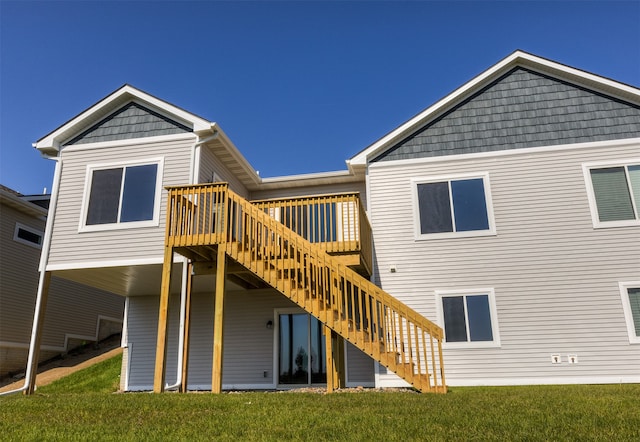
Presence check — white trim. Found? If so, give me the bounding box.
[35,85,212,153]
[582,159,640,229]
[435,288,501,349]
[349,50,640,166]
[439,375,640,387]
[369,137,640,171]
[78,157,164,233]
[619,281,640,344]
[411,172,496,240]
[60,132,196,153]
[13,222,44,249]
[45,256,167,271]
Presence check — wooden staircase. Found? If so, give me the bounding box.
[156,183,446,393]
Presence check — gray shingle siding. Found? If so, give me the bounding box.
[64,102,191,145]
[373,68,640,162]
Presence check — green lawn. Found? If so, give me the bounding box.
[1,355,639,441]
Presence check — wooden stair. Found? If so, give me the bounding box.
[162,183,446,393]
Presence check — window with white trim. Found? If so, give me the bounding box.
[13,223,44,248]
[414,173,495,239]
[436,289,500,348]
[584,162,640,228]
[81,159,163,231]
[619,282,640,344]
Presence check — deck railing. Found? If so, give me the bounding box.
[164,183,446,393]
[252,193,372,274]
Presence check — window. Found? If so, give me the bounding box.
[584,161,640,228]
[81,159,163,231]
[413,173,495,239]
[619,282,640,344]
[13,223,44,248]
[436,289,500,348]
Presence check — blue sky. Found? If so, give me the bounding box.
[1,1,639,195]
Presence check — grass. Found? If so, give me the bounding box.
[1,355,639,441]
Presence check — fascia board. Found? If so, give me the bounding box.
[35,85,212,152]
[211,124,262,186]
[348,50,640,166]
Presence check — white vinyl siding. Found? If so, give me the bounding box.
[47,136,194,268]
[250,181,367,210]
[368,142,640,386]
[198,146,250,198]
[123,289,375,390]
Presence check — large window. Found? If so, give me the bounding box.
[414,173,495,239]
[81,159,163,231]
[619,282,640,344]
[584,161,640,228]
[436,289,500,348]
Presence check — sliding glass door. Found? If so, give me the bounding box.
[278,313,326,385]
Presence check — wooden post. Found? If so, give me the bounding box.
[325,328,346,393]
[153,245,174,393]
[325,325,335,393]
[25,271,52,395]
[180,261,194,393]
[336,333,346,389]
[211,246,226,393]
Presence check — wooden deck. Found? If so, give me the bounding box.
[154,183,446,394]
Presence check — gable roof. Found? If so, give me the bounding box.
[34,84,212,155]
[32,84,361,190]
[347,50,640,169]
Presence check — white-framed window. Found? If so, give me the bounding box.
[79,158,164,232]
[412,172,496,239]
[435,288,501,348]
[13,223,44,248]
[619,282,640,344]
[583,160,640,228]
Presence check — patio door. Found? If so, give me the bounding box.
[278,313,326,385]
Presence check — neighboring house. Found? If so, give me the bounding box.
[0,185,124,380]
[25,50,639,393]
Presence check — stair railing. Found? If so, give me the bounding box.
[165,183,446,393]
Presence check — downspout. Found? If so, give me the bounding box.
[164,262,189,391]
[0,155,63,396]
[164,130,217,391]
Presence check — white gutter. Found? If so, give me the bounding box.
[0,155,63,396]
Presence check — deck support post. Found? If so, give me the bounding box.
[211,246,227,393]
[25,271,52,395]
[325,327,345,393]
[153,245,174,393]
[180,261,194,393]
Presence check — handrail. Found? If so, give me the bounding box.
[165,183,446,393]
[251,193,372,274]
